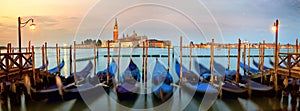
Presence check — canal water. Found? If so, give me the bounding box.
[0,47,297,111]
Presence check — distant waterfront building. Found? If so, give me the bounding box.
[117,30,147,47]
[113,18,118,42]
[101,18,171,48]
[148,39,171,48]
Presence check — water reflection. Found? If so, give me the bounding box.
[63,48,69,77]
[1,48,300,110]
[1,87,300,111]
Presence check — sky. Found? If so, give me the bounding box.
[0,0,300,47]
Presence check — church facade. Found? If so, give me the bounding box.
[101,18,171,48]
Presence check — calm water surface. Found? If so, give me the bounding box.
[1,47,297,111]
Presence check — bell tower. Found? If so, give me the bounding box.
[113,18,118,42]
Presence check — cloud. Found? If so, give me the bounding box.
[0,24,15,31]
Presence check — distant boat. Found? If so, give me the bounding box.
[116,58,140,101]
[239,62,260,74]
[152,59,174,101]
[95,59,118,86]
[195,61,247,98]
[175,60,218,97]
[269,58,289,68]
[66,60,93,84]
[39,64,47,70]
[193,61,215,81]
[252,59,271,70]
[48,60,65,74]
[88,59,118,93]
[269,59,275,67]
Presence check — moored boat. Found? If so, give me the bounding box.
[48,60,65,74]
[240,62,260,74]
[152,59,174,101]
[226,67,273,96]
[175,60,218,98]
[253,59,271,70]
[196,61,247,98]
[66,60,93,84]
[32,61,93,101]
[88,58,118,93]
[115,58,140,101]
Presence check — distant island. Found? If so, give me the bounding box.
[81,39,101,46]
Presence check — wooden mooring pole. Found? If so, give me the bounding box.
[42,45,45,70]
[296,38,298,53]
[45,42,48,72]
[172,47,174,60]
[262,41,265,83]
[168,45,170,72]
[7,43,11,72]
[142,41,145,83]
[69,45,72,75]
[273,19,280,95]
[189,41,192,70]
[73,41,77,85]
[236,39,241,83]
[210,39,214,83]
[28,41,31,52]
[243,42,246,75]
[32,46,36,86]
[145,39,149,89]
[94,45,97,76]
[228,44,230,70]
[56,44,60,74]
[107,41,110,85]
[18,43,23,80]
[180,37,183,80]
[117,42,121,84]
[179,36,183,88]
[247,43,250,75]
[259,43,263,83]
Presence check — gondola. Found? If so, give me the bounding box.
[94,59,118,87]
[252,59,271,70]
[239,62,260,74]
[64,59,118,101]
[194,60,225,81]
[152,59,174,101]
[88,59,118,93]
[195,61,247,98]
[48,60,65,74]
[39,64,47,70]
[32,61,92,101]
[227,63,273,95]
[63,82,106,101]
[269,58,287,68]
[116,58,140,101]
[65,60,93,84]
[175,60,218,97]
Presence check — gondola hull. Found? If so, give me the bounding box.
[182,82,219,98]
[116,59,140,101]
[32,61,94,101]
[151,60,174,101]
[116,83,139,101]
[32,83,74,101]
[214,82,248,98]
[64,83,106,101]
[152,83,174,101]
[195,61,247,98]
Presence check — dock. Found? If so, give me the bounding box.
[0,44,54,83]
